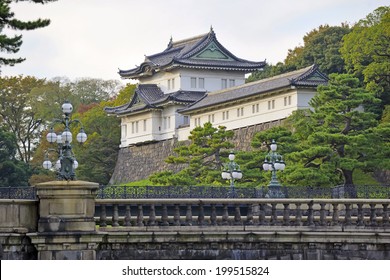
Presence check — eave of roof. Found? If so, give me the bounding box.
[179,65,327,114]
[104,85,206,116]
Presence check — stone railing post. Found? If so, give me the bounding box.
[27,180,102,260]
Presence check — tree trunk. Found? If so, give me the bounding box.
[342,169,357,198]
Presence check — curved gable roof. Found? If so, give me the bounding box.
[119,28,265,79]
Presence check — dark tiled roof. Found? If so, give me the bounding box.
[119,28,265,79]
[104,84,206,116]
[180,65,328,114]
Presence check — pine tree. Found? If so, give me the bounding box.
[0,0,56,68]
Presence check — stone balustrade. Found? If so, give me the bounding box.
[95,198,390,230]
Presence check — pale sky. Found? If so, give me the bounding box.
[1,0,388,82]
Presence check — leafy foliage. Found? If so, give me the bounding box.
[0,76,46,162]
[287,74,385,186]
[247,24,351,82]
[150,122,234,186]
[0,127,31,186]
[71,83,136,184]
[341,6,390,112]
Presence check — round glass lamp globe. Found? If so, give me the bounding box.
[62,102,73,114]
[43,160,52,170]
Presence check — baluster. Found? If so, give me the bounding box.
[357,203,364,226]
[319,203,326,226]
[99,204,107,227]
[332,203,339,226]
[137,204,144,226]
[246,204,254,225]
[295,203,302,226]
[222,204,229,225]
[173,204,180,226]
[234,205,242,225]
[148,204,156,226]
[370,203,377,226]
[382,204,389,227]
[270,203,277,226]
[258,203,266,226]
[124,205,131,226]
[210,204,217,225]
[307,201,314,226]
[185,204,193,226]
[198,202,205,225]
[112,204,119,227]
[161,204,169,226]
[283,203,290,226]
[344,203,352,226]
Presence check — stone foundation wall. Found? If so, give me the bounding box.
[96,231,390,260]
[110,120,282,184]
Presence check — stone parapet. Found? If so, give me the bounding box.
[35,180,98,233]
[0,199,38,233]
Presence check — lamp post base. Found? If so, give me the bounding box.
[266,185,285,198]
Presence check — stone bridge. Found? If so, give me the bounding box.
[0,181,389,260]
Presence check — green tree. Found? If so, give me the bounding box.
[0,127,30,186]
[0,0,56,68]
[150,122,234,186]
[0,75,46,162]
[284,24,350,75]
[341,6,390,110]
[286,74,385,192]
[247,24,350,82]
[71,83,135,184]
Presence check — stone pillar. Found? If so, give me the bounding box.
[28,180,103,260]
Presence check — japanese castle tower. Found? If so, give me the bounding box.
[106,28,327,148]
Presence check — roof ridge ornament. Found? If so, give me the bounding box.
[209,25,215,38]
[167,36,173,49]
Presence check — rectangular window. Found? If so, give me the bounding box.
[229,79,235,87]
[237,107,244,117]
[194,117,201,127]
[143,119,147,131]
[223,110,229,120]
[171,78,175,89]
[208,114,215,123]
[252,104,255,114]
[268,100,275,110]
[191,77,197,88]
[221,79,227,89]
[135,121,139,133]
[256,103,259,112]
[284,96,292,106]
[167,116,171,129]
[121,125,127,138]
[183,116,189,125]
[199,78,205,89]
[131,122,135,134]
[168,79,171,90]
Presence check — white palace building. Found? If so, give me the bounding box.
[105,28,328,148]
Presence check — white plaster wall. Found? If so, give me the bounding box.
[179,69,245,92]
[176,89,305,141]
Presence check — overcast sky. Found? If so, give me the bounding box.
[1,0,388,82]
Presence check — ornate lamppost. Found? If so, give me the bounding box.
[221,152,243,198]
[42,101,87,180]
[262,139,286,198]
